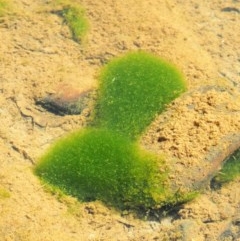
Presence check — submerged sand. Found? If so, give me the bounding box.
[0,0,240,240]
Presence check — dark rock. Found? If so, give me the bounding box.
[221,7,240,13]
[36,84,96,116]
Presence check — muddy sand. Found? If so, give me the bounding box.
[0,0,240,240]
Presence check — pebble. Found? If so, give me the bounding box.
[36,84,95,116]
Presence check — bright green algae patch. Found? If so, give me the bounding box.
[94,52,187,139]
[214,147,240,184]
[35,51,191,211]
[61,5,89,42]
[54,0,89,43]
[35,128,171,210]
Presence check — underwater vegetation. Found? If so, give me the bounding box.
[35,128,170,210]
[35,51,192,211]
[0,0,11,17]
[94,51,187,139]
[213,147,240,184]
[54,0,89,43]
[0,187,10,199]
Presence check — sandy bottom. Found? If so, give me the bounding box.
[0,0,240,240]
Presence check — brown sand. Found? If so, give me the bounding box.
[0,0,240,240]
[141,85,240,193]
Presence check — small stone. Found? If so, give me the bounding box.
[36,83,95,116]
